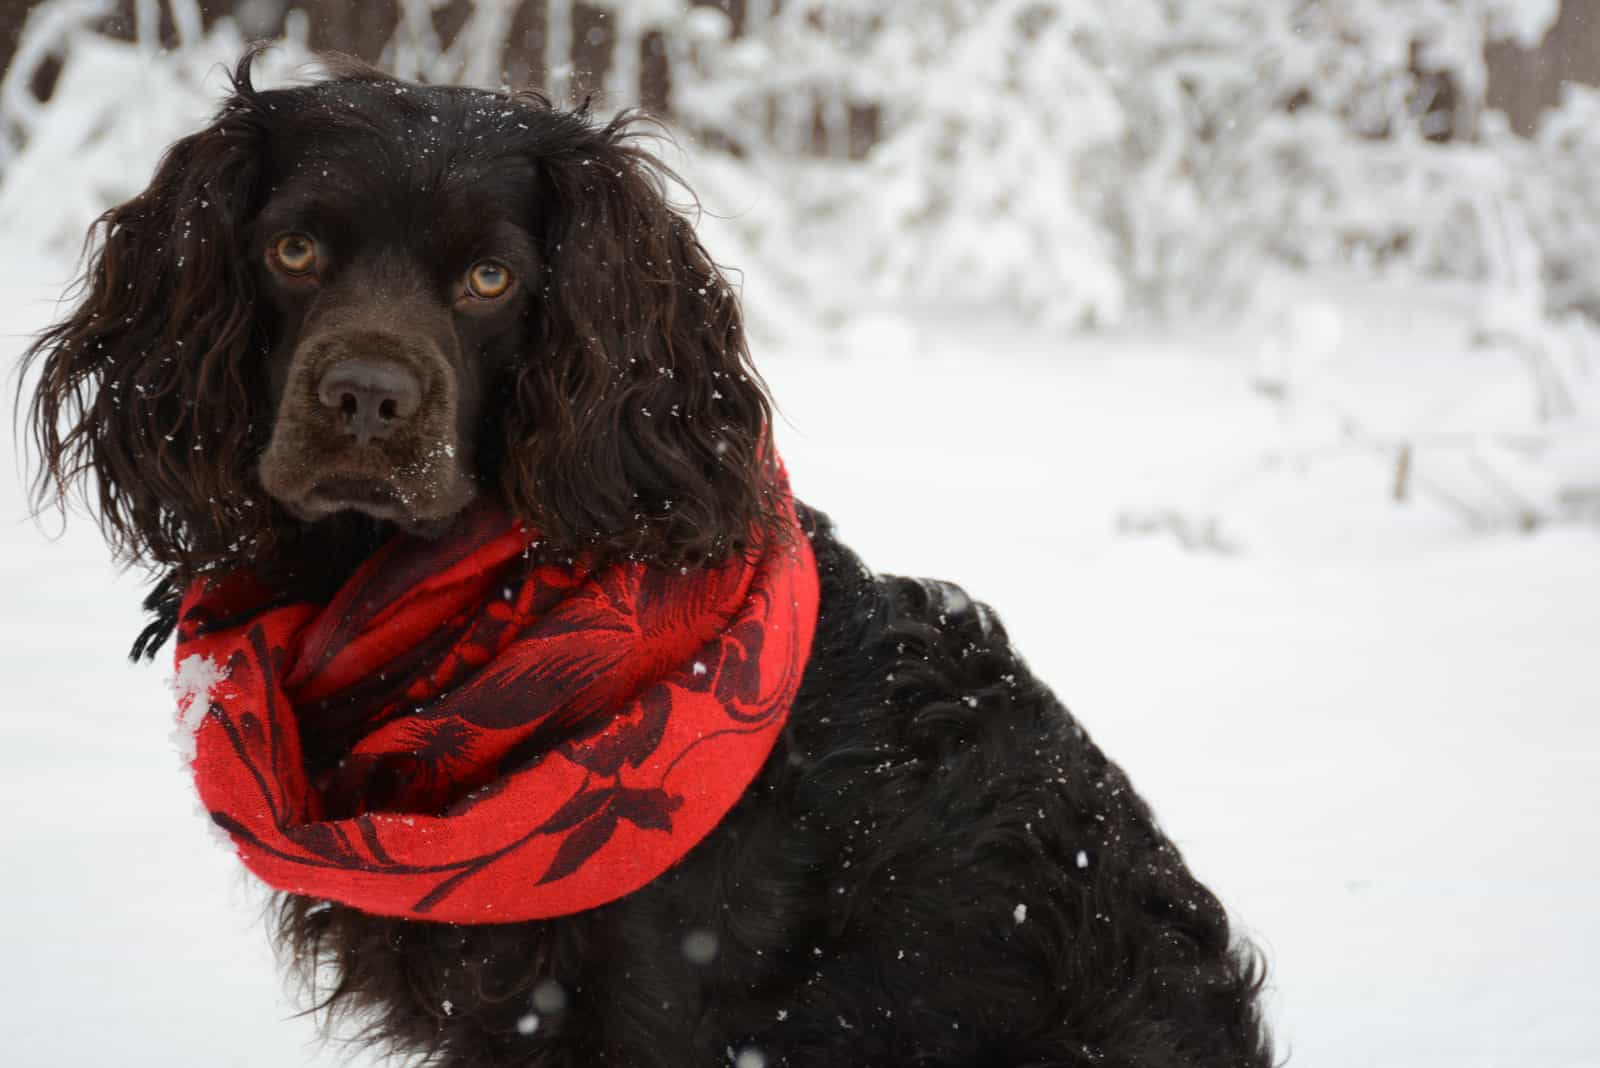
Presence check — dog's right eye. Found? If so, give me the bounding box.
[466,261,513,300]
[271,233,318,277]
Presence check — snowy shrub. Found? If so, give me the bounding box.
[682,0,1151,327]
[1513,84,1600,322]
[1100,0,1569,316]
[838,1,1134,327]
[667,0,1578,329]
[0,0,315,255]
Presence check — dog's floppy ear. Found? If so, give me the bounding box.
[499,111,781,564]
[23,52,273,573]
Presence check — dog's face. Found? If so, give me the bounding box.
[26,56,780,576]
[251,82,540,527]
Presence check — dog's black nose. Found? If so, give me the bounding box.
[317,361,421,444]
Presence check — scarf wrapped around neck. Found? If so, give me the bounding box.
[174,483,818,923]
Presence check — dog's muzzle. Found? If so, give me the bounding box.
[258,325,474,526]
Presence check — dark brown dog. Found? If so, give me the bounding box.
[25,53,1272,1068]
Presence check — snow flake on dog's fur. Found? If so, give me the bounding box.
[170,654,228,763]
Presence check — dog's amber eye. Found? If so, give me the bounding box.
[467,261,512,299]
[272,233,318,276]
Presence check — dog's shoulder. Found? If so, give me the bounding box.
[794,499,1066,750]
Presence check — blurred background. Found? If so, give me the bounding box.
[0,2,1596,1066]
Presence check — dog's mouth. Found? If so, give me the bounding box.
[304,476,412,521]
[293,462,477,525]
[260,439,479,530]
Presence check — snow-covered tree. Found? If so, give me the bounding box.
[691,0,1574,327]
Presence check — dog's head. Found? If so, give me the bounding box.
[26,52,777,576]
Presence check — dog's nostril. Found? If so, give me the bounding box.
[317,360,422,444]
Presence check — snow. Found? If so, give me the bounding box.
[170,653,227,763]
[1489,0,1561,48]
[682,927,719,965]
[532,977,567,1014]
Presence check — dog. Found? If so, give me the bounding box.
[24,53,1272,1068]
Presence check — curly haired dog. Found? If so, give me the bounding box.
[24,53,1272,1068]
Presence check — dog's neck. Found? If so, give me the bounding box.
[266,511,398,602]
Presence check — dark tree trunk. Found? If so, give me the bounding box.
[1488,1,1600,136]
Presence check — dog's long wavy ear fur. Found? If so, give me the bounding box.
[23,52,272,580]
[500,110,782,564]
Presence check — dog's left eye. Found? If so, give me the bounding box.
[271,233,318,276]
[466,261,513,300]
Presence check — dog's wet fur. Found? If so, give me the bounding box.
[24,53,1272,1067]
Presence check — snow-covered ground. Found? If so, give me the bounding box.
[3,249,1597,1068]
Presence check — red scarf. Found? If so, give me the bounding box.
[174,490,818,923]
